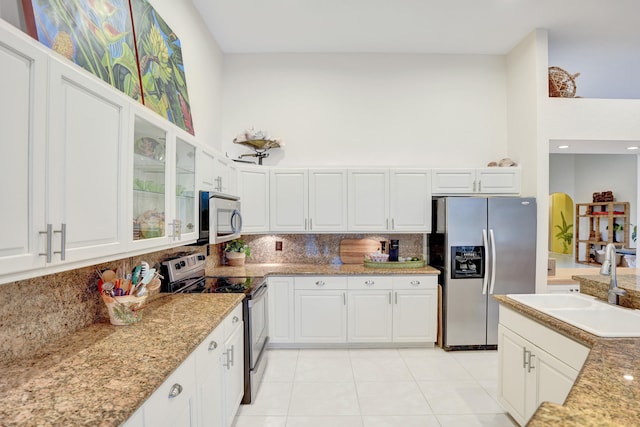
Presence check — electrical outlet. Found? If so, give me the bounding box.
[275,241,283,251]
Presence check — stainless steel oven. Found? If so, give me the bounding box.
[245,280,268,404]
[160,253,269,404]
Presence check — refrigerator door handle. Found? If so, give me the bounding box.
[482,229,489,295]
[489,229,497,294]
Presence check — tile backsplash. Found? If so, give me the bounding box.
[239,234,425,264]
[0,244,219,363]
[2,234,424,362]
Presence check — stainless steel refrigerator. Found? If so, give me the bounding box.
[429,197,537,350]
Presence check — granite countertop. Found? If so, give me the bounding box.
[209,262,440,277]
[0,293,244,427]
[495,295,640,427]
[572,271,640,309]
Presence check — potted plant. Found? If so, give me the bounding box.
[554,211,573,254]
[224,239,251,266]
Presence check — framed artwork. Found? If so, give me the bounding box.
[129,0,194,134]
[21,0,142,102]
[21,0,195,135]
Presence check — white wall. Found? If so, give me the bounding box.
[221,54,509,167]
[505,29,549,293]
[148,0,224,149]
[549,154,575,196]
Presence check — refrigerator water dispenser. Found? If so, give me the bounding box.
[451,246,484,279]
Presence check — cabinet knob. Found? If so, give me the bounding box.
[315,281,325,286]
[364,280,375,285]
[232,316,239,323]
[410,280,420,285]
[208,341,218,351]
[168,383,183,398]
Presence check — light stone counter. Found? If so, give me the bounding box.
[209,262,440,277]
[0,293,244,427]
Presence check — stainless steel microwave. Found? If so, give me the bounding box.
[198,191,242,244]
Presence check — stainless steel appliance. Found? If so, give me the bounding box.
[160,253,268,404]
[197,191,242,245]
[429,197,537,350]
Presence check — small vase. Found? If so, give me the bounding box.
[226,251,246,266]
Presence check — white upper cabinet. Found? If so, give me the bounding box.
[270,169,309,232]
[348,169,389,231]
[349,169,431,232]
[174,136,198,241]
[238,166,270,233]
[389,169,431,232]
[476,168,521,194]
[432,168,520,194]
[131,107,171,249]
[48,58,130,263]
[308,169,348,232]
[198,148,238,196]
[0,22,48,277]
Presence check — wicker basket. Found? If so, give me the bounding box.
[548,66,580,98]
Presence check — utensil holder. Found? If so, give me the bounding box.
[102,294,147,325]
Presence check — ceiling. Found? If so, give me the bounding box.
[192,0,640,55]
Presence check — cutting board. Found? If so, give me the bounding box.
[339,239,381,264]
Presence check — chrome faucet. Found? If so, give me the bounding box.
[600,243,627,305]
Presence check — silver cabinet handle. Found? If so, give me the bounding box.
[392,218,395,230]
[388,292,392,304]
[208,341,218,351]
[478,180,482,192]
[386,218,389,229]
[410,280,420,285]
[528,353,536,373]
[523,348,529,369]
[343,292,346,305]
[473,179,477,192]
[223,350,231,370]
[54,223,66,261]
[310,218,313,230]
[168,383,183,398]
[364,280,375,285]
[39,224,53,262]
[394,292,398,304]
[315,280,325,286]
[230,345,235,367]
[232,315,239,323]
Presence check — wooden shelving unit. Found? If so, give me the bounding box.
[575,202,629,265]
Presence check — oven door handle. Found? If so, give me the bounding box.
[231,209,242,234]
[248,283,268,307]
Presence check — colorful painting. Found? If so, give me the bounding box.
[21,0,195,135]
[130,0,194,134]
[21,0,142,101]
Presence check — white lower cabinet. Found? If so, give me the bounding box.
[126,303,243,427]
[143,355,198,427]
[392,276,438,343]
[222,310,245,427]
[268,276,295,343]
[285,275,437,345]
[498,305,589,426]
[194,325,225,427]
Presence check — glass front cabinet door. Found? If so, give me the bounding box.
[132,114,168,243]
[173,137,197,241]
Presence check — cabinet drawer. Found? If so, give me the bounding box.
[392,275,437,290]
[143,355,197,427]
[223,303,244,339]
[347,276,392,290]
[295,276,347,290]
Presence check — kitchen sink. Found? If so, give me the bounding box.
[507,293,640,338]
